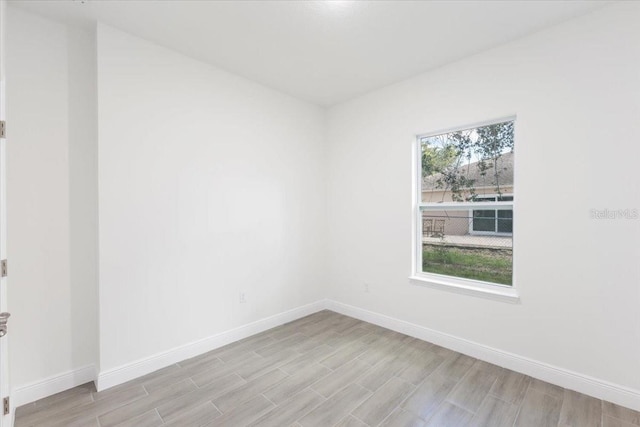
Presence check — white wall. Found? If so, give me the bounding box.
[326,0,640,396]
[97,25,327,373]
[6,7,98,390]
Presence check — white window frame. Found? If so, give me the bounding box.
[409,117,519,303]
[468,194,514,236]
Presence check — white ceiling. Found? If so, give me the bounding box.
[10,0,608,106]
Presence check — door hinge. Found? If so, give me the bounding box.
[0,121,5,139]
[1,260,6,278]
[3,397,8,415]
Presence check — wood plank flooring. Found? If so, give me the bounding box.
[14,310,640,427]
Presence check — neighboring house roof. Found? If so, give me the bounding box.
[422,151,514,191]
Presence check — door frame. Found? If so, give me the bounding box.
[0,0,10,426]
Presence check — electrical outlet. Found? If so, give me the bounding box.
[239,292,247,303]
[364,283,370,293]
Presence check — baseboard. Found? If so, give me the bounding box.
[96,299,327,391]
[326,299,640,412]
[12,364,96,408]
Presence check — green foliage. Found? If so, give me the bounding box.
[422,121,514,201]
[436,170,475,202]
[475,121,515,160]
[474,121,514,195]
[421,143,458,177]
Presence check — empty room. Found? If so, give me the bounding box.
[0,0,638,426]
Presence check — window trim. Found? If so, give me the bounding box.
[410,117,519,303]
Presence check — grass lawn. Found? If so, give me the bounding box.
[422,244,513,285]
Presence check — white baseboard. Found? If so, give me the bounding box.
[96,299,327,391]
[12,364,96,408]
[326,299,640,412]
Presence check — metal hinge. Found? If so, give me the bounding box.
[3,397,8,415]
[1,260,6,278]
[0,121,5,139]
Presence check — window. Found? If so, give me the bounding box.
[412,118,516,298]
[471,195,513,235]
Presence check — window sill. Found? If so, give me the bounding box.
[409,273,520,303]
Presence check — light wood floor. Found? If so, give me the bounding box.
[15,310,640,427]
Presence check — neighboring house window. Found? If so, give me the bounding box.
[413,118,516,293]
[471,195,513,235]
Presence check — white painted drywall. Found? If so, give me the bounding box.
[6,7,98,389]
[326,1,640,392]
[97,25,327,372]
